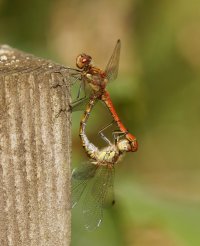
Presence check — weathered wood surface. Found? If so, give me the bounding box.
[0,45,71,246]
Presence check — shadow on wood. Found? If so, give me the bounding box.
[0,45,71,246]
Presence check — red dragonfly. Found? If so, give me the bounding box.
[70,40,138,152]
[72,93,135,230]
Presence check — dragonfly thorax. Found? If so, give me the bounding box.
[96,145,122,165]
[84,67,108,93]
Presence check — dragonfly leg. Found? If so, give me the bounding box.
[112,130,126,143]
[70,83,87,111]
[98,121,115,145]
[76,82,85,100]
[70,96,87,111]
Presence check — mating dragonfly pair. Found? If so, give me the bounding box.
[70,40,138,230]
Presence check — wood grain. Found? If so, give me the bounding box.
[0,45,71,246]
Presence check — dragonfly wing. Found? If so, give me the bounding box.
[72,176,88,208]
[101,167,115,208]
[83,194,103,230]
[70,97,90,112]
[67,68,82,86]
[69,75,81,86]
[71,163,97,208]
[83,165,115,230]
[105,39,121,81]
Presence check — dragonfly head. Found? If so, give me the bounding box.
[76,53,92,69]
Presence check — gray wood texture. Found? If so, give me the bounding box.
[0,45,71,246]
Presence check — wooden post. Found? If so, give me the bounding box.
[0,45,71,246]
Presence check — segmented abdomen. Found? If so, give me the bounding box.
[79,95,99,160]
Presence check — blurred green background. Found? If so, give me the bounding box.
[1,0,200,245]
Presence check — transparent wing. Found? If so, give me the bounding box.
[102,167,115,208]
[66,67,82,86]
[83,165,115,230]
[71,162,98,208]
[70,97,90,112]
[105,39,121,81]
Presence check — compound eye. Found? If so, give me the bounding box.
[76,55,84,69]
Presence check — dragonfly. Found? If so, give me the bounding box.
[69,39,138,152]
[72,93,136,230]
